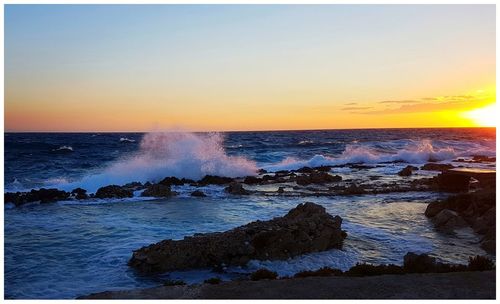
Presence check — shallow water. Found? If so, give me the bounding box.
[5,191,489,299]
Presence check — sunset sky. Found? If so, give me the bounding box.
[4,5,496,132]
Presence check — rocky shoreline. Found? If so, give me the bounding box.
[4,156,496,206]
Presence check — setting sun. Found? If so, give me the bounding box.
[463,103,497,127]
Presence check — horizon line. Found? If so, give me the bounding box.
[4,126,496,134]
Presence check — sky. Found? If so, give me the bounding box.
[4,4,496,132]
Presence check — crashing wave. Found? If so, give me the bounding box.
[263,139,460,172]
[56,132,258,192]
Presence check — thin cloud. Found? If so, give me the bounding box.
[379,100,420,104]
[341,106,372,111]
[344,102,358,106]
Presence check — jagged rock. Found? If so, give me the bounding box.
[403,253,438,273]
[141,184,174,197]
[424,201,447,217]
[296,172,342,185]
[277,187,285,194]
[432,209,468,230]
[122,182,144,191]
[191,190,207,197]
[95,185,133,199]
[342,184,366,195]
[398,165,418,177]
[198,175,234,185]
[128,202,346,273]
[5,188,70,206]
[159,177,194,186]
[224,182,250,195]
[421,163,454,171]
[71,188,88,200]
[472,155,496,163]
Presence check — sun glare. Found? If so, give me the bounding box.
[463,103,497,127]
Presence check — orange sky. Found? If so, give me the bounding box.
[4,5,496,132]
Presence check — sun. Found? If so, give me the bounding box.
[463,103,497,127]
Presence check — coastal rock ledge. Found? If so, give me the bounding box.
[128,202,346,273]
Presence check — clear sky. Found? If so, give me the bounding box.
[4,4,496,132]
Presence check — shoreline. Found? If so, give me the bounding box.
[80,270,495,299]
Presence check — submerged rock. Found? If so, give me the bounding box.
[296,172,342,185]
[190,190,207,197]
[224,182,250,195]
[198,175,234,185]
[95,185,134,199]
[398,165,418,177]
[128,202,346,273]
[141,184,174,197]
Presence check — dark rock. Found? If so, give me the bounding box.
[224,182,250,195]
[472,155,496,163]
[250,269,278,281]
[296,172,342,186]
[141,184,174,197]
[122,182,144,191]
[128,202,346,273]
[95,185,134,199]
[316,166,333,172]
[5,188,71,206]
[243,176,262,185]
[296,167,314,173]
[199,175,234,185]
[71,188,88,200]
[159,177,184,186]
[431,209,468,230]
[424,201,447,217]
[191,190,207,197]
[436,172,470,192]
[294,267,343,278]
[257,169,268,174]
[421,163,454,171]
[277,187,285,194]
[398,165,418,177]
[403,252,438,273]
[342,184,366,195]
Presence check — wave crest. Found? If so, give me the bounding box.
[61,132,257,192]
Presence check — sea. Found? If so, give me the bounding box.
[4,128,496,299]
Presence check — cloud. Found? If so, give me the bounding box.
[341,106,372,111]
[344,102,358,105]
[379,100,420,104]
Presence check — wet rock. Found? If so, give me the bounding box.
[122,182,144,191]
[436,172,470,192]
[296,167,314,173]
[398,165,418,177]
[159,177,184,186]
[472,155,496,163]
[71,188,88,200]
[224,182,250,195]
[128,202,346,273]
[277,187,285,194]
[432,209,468,230]
[342,184,366,195]
[421,163,454,171]
[424,201,447,217]
[296,172,342,186]
[198,175,234,185]
[243,176,262,185]
[257,169,268,174]
[191,190,207,197]
[141,184,174,197]
[95,185,134,199]
[5,188,71,206]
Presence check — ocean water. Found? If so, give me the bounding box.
[4,128,496,299]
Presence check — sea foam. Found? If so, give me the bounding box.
[58,132,257,192]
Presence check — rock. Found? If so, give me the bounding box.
[472,208,495,234]
[71,188,88,200]
[95,185,134,199]
[224,182,250,195]
[122,182,144,191]
[431,209,468,229]
[436,172,470,192]
[159,177,184,186]
[421,163,454,171]
[141,184,174,197]
[198,175,234,185]
[472,155,496,163]
[398,165,418,177]
[191,190,207,197]
[5,188,71,206]
[424,201,447,218]
[257,169,268,174]
[296,167,314,173]
[243,176,262,185]
[128,202,346,273]
[403,252,437,273]
[342,184,366,195]
[296,172,342,185]
[277,187,285,194]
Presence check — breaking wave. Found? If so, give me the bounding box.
[57,132,257,192]
[263,139,473,172]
